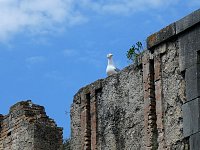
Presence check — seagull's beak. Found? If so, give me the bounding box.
[107,54,113,58]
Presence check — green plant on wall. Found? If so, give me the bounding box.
[126,41,143,63]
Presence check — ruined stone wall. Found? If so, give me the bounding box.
[71,92,82,150]
[70,9,200,150]
[70,66,145,150]
[146,9,200,150]
[0,100,63,150]
[158,41,185,149]
[144,40,187,149]
[97,65,145,150]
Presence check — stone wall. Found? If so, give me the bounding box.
[97,65,145,150]
[70,65,145,150]
[0,100,63,150]
[70,9,200,150]
[147,9,200,150]
[144,40,187,149]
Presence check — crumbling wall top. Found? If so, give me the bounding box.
[6,100,58,128]
[0,100,63,150]
[72,63,143,104]
[10,100,44,112]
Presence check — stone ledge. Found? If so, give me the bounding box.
[147,23,176,49]
[73,79,103,103]
[147,9,200,49]
[176,9,200,34]
[73,60,144,102]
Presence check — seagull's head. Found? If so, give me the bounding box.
[107,53,113,59]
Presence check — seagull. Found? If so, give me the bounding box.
[106,53,120,76]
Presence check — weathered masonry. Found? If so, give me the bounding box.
[70,9,200,150]
[0,100,63,150]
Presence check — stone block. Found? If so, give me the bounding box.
[185,64,200,101]
[186,64,200,79]
[176,9,200,34]
[182,98,200,137]
[190,132,200,150]
[179,25,200,69]
[147,23,176,49]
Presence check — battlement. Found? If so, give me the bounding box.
[0,100,63,150]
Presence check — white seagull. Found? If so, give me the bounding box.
[106,53,120,76]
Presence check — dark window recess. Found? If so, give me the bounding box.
[181,70,186,78]
[95,88,102,99]
[85,93,91,148]
[7,131,11,136]
[149,59,158,149]
[86,93,90,104]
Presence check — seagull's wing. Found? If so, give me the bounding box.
[114,67,120,72]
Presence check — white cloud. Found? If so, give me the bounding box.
[63,49,78,57]
[0,0,86,41]
[44,70,64,81]
[26,56,46,64]
[0,0,182,42]
[76,0,179,15]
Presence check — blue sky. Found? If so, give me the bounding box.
[0,0,199,139]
